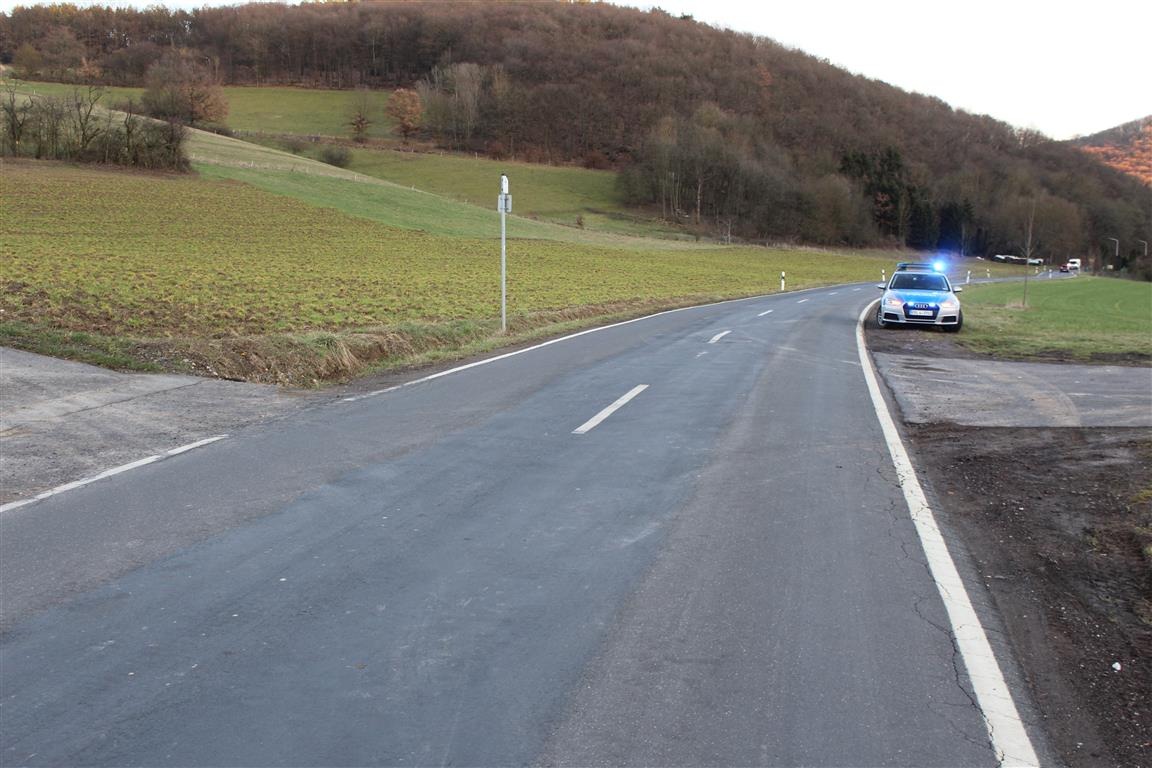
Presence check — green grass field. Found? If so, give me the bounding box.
[0,162,893,341]
[187,128,721,247]
[11,78,712,241]
[959,277,1152,360]
[9,80,396,138]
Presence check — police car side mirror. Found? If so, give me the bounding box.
[876,284,886,290]
[953,286,963,293]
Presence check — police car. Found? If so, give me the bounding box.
[875,262,963,332]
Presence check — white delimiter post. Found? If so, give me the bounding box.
[500,174,509,333]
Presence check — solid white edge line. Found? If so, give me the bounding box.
[707,330,731,344]
[572,384,648,435]
[166,435,228,456]
[343,385,401,403]
[0,435,229,515]
[855,301,1039,768]
[339,286,846,403]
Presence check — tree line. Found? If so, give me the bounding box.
[1,1,1148,270]
[1,83,186,169]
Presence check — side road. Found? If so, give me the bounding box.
[0,347,308,505]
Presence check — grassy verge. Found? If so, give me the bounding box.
[958,277,1152,362]
[0,321,162,372]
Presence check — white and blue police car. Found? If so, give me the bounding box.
[875,262,963,332]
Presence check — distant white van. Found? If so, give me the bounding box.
[1067,258,1082,270]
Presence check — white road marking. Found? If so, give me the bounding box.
[165,435,228,456]
[708,331,731,344]
[696,351,708,358]
[339,286,836,404]
[0,436,228,515]
[855,302,1039,768]
[828,292,838,295]
[343,385,402,403]
[572,385,648,435]
[797,298,809,303]
[853,288,863,292]
[757,309,774,317]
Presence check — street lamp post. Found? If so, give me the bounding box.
[1139,239,1149,258]
[1106,237,1119,270]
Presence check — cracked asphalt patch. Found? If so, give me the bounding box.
[0,347,310,505]
[866,326,1152,767]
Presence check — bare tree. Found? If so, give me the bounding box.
[1,85,33,155]
[348,88,374,143]
[68,85,105,152]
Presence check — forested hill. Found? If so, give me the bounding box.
[1074,117,1152,187]
[2,1,1149,269]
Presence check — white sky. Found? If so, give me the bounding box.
[3,0,1148,139]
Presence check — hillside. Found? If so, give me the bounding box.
[1074,117,1152,186]
[2,1,1149,269]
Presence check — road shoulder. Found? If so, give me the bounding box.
[866,325,1152,767]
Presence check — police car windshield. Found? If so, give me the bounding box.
[891,273,948,291]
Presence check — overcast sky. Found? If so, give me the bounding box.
[3,0,1148,139]
[626,0,1151,140]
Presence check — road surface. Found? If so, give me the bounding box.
[0,286,1043,766]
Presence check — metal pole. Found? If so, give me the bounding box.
[1106,237,1119,270]
[500,174,509,333]
[1138,240,1149,257]
[500,206,507,333]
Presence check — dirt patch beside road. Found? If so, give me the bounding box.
[865,324,1152,766]
[910,426,1151,767]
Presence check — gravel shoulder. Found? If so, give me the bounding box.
[867,325,1152,767]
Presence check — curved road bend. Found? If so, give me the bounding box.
[2,287,1031,766]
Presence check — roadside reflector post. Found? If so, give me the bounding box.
[498,174,510,333]
[986,268,991,279]
[966,270,971,284]
[881,269,886,284]
[780,271,785,292]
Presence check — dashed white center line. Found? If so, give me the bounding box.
[829,292,838,296]
[572,385,648,435]
[796,298,809,304]
[708,330,731,344]
[853,288,863,292]
[757,309,774,317]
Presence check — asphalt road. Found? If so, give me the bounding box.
[1,287,1025,766]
